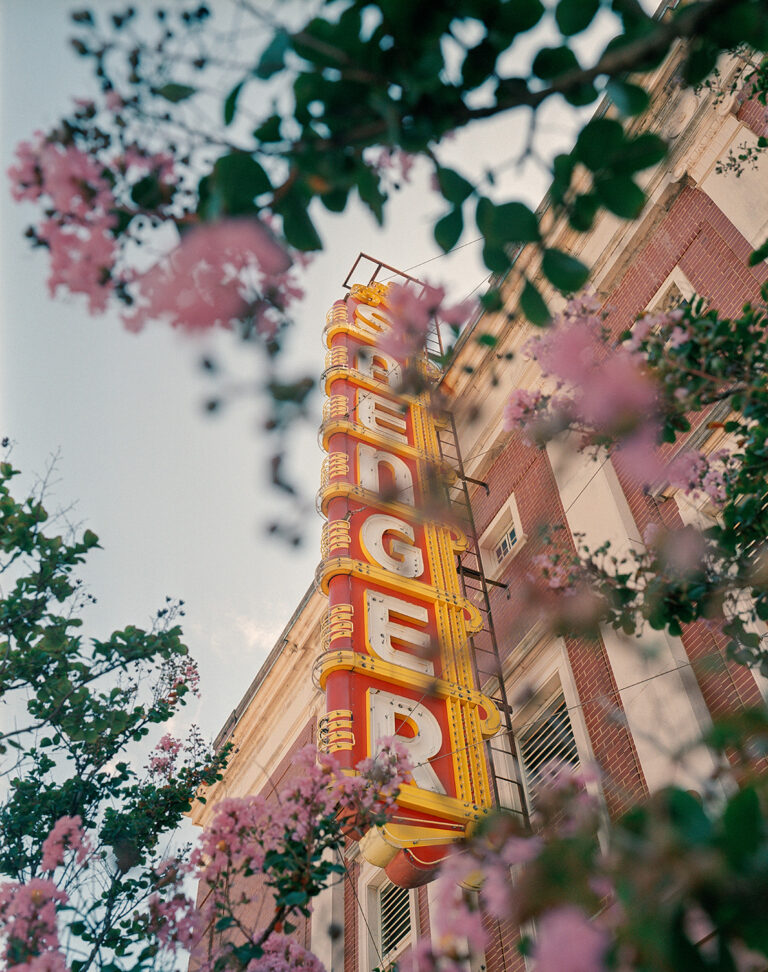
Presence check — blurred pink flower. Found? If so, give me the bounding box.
[247,934,326,972]
[126,219,293,332]
[504,389,542,429]
[0,877,68,970]
[533,906,608,972]
[379,282,445,359]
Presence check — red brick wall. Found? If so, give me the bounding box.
[417,884,431,939]
[602,185,767,719]
[343,858,360,972]
[737,94,768,137]
[482,911,527,972]
[469,434,649,815]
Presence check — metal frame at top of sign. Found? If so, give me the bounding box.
[317,264,500,888]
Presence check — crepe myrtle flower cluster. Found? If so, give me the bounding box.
[1,816,93,971]
[503,293,735,501]
[1,742,409,972]
[409,762,609,972]
[7,105,306,338]
[192,741,409,887]
[188,741,409,970]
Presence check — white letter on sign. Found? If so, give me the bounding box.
[355,304,392,336]
[366,590,433,675]
[360,514,424,578]
[357,392,408,444]
[358,443,415,506]
[357,348,401,387]
[368,689,446,794]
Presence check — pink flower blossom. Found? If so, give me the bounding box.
[431,852,487,956]
[148,891,201,951]
[125,218,294,333]
[149,733,183,779]
[39,219,116,313]
[379,282,445,360]
[38,143,115,222]
[533,906,608,972]
[40,816,90,872]
[175,660,201,696]
[8,137,45,202]
[668,325,689,348]
[104,90,124,112]
[439,298,477,328]
[247,934,326,972]
[0,878,67,970]
[504,389,543,428]
[643,522,660,547]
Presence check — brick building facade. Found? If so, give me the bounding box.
[190,41,768,972]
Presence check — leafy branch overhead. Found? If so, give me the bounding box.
[49,0,768,325]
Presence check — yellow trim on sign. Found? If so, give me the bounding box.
[314,649,500,737]
[316,556,483,631]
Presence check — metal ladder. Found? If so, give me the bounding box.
[435,411,529,826]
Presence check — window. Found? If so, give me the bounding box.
[364,875,417,971]
[501,641,594,815]
[479,494,526,580]
[493,523,519,567]
[518,690,580,805]
[646,266,697,315]
[378,882,411,961]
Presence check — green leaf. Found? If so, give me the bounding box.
[462,38,499,90]
[569,193,598,232]
[749,237,768,266]
[434,207,463,252]
[594,175,646,219]
[282,889,309,906]
[223,81,245,126]
[541,248,590,292]
[210,153,271,215]
[255,29,290,80]
[356,167,386,224]
[574,117,625,171]
[723,787,761,864]
[130,174,163,210]
[477,333,498,347]
[519,278,550,326]
[253,115,282,143]
[482,242,511,274]
[496,0,545,37]
[607,79,650,117]
[278,194,322,251]
[320,188,349,213]
[666,788,712,845]
[556,0,599,36]
[477,197,540,245]
[480,288,504,311]
[682,36,720,85]
[436,167,474,205]
[532,45,579,80]
[155,83,196,103]
[613,133,667,174]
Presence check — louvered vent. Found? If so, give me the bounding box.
[519,692,579,802]
[379,881,411,959]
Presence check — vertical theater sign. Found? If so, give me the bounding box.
[316,279,501,887]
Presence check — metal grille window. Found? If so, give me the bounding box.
[518,692,579,802]
[378,881,411,961]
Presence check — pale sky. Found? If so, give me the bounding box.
[0,0,578,744]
